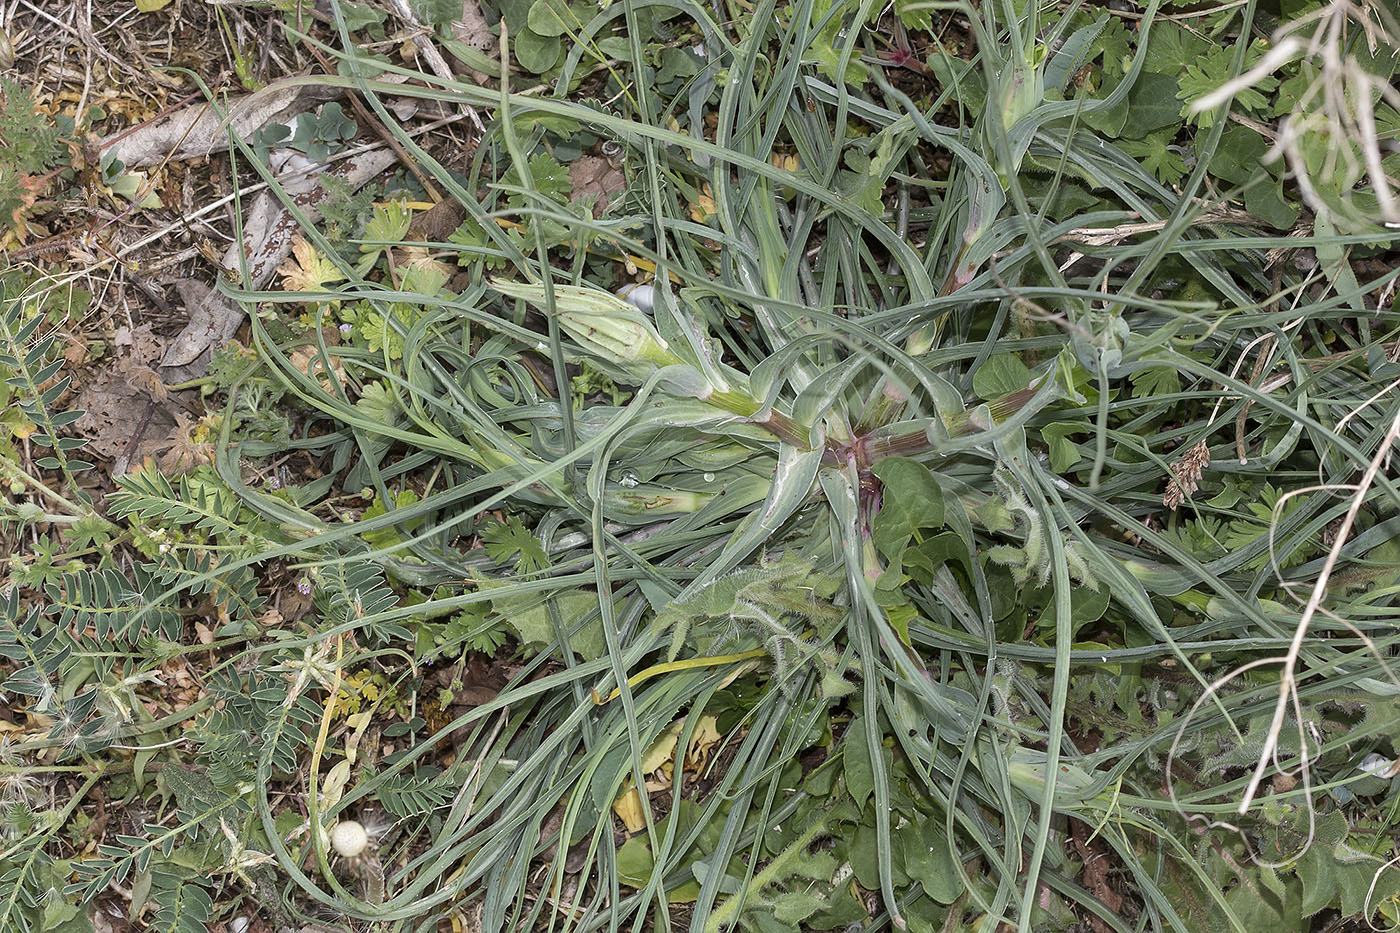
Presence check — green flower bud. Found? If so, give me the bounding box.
[15,502,44,524]
[492,279,687,381]
[1000,69,1042,133]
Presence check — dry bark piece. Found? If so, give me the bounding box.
[101,84,341,169]
[161,147,400,375]
[162,278,236,369]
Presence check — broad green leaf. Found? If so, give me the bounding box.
[527,0,574,37]
[338,0,387,31]
[846,821,909,890]
[1209,124,1269,186]
[843,713,876,809]
[492,590,603,659]
[616,833,656,888]
[1032,585,1110,635]
[616,802,703,900]
[901,817,962,904]
[1246,176,1300,230]
[772,891,828,923]
[972,353,1032,400]
[871,457,945,562]
[1122,72,1184,138]
[903,532,973,587]
[409,0,461,26]
[514,28,562,73]
[1040,422,1085,472]
[926,52,985,112]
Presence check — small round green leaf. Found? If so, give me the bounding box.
[514,27,562,73]
[526,0,572,37]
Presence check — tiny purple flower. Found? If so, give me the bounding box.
[296,579,313,596]
[339,323,353,335]
[268,475,282,490]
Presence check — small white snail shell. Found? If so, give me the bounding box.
[330,820,370,858]
[616,283,656,314]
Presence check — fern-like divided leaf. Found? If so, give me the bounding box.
[481,515,550,573]
[0,811,55,933]
[364,765,455,817]
[0,594,66,712]
[314,559,407,644]
[0,293,92,475]
[42,562,182,643]
[107,469,250,539]
[148,867,213,933]
[193,667,321,779]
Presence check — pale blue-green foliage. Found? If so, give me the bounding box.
[655,553,848,694]
[148,868,214,933]
[985,468,1099,590]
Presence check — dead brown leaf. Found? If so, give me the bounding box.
[1070,818,1124,933]
[408,198,467,243]
[569,156,626,216]
[450,0,499,81]
[64,338,88,367]
[287,329,347,393]
[122,363,167,402]
[113,323,165,364]
[73,371,174,464]
[157,413,214,474]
